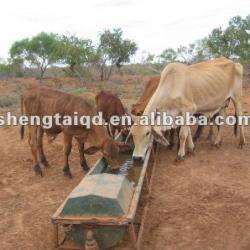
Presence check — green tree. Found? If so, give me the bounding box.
[96,28,137,80]
[10,32,59,83]
[159,15,250,65]
[55,34,94,86]
[206,15,250,64]
[158,48,177,63]
[206,27,230,57]
[191,39,211,62]
[144,53,155,64]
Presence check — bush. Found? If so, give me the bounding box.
[0,96,18,108]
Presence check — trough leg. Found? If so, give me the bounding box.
[128,223,137,249]
[85,230,99,250]
[53,224,59,248]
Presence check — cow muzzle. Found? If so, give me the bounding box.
[132,156,144,164]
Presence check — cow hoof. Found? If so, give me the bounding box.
[187,149,195,156]
[34,164,43,177]
[81,160,90,172]
[238,142,245,149]
[206,135,212,141]
[175,155,185,162]
[192,136,198,142]
[213,142,222,148]
[41,158,50,168]
[167,144,174,150]
[63,165,72,178]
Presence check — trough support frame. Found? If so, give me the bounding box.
[128,222,137,248]
[52,144,158,250]
[54,223,59,248]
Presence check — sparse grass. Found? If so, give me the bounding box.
[70,87,96,105]
[82,94,95,105]
[15,84,24,93]
[70,87,88,96]
[0,96,18,108]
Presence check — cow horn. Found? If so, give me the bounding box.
[114,130,123,141]
[107,123,113,138]
[125,130,132,144]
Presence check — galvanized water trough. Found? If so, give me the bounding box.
[51,144,157,250]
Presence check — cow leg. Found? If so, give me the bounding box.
[78,142,90,172]
[176,126,189,161]
[187,127,195,155]
[213,109,225,147]
[169,129,175,149]
[232,98,245,148]
[193,125,203,142]
[37,127,50,167]
[28,126,43,176]
[206,125,214,141]
[176,127,181,153]
[63,133,73,178]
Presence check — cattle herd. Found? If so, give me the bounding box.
[21,57,245,177]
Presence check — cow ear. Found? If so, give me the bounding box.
[83,146,101,155]
[117,142,132,153]
[152,127,169,146]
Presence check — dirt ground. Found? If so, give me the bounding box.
[0,78,250,250]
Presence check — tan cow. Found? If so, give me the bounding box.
[128,57,245,162]
[21,87,126,177]
[131,75,225,144]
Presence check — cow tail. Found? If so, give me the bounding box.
[20,95,25,140]
[234,112,238,136]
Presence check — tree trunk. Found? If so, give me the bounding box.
[70,64,84,87]
[74,69,84,87]
[106,65,114,80]
[100,66,104,81]
[39,69,45,84]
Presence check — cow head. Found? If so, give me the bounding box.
[102,139,120,167]
[83,138,119,168]
[131,102,145,116]
[83,138,130,170]
[127,115,169,163]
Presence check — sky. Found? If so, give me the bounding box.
[0,0,249,62]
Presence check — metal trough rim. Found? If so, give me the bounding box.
[51,146,153,226]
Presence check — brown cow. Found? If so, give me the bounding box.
[21,87,124,177]
[131,76,160,116]
[95,91,130,140]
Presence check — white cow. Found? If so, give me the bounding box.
[128,57,245,162]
